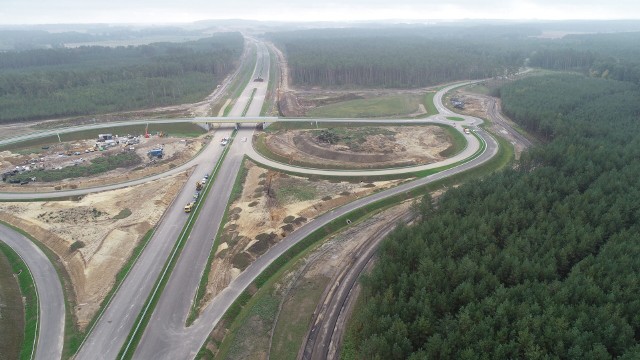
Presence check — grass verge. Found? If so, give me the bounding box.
[0,241,38,360]
[117,129,236,359]
[423,91,438,116]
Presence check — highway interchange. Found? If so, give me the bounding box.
[1,38,503,359]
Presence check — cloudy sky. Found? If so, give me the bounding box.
[1,0,638,24]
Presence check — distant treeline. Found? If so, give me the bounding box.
[346,73,640,358]
[268,27,640,88]
[0,32,243,123]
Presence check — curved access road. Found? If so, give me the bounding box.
[245,114,483,177]
[0,224,64,360]
[129,67,499,358]
[133,125,498,360]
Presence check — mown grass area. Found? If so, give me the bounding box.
[307,95,420,118]
[11,152,142,183]
[0,122,206,153]
[447,116,465,121]
[270,276,331,359]
[423,91,438,116]
[0,244,25,360]
[439,124,467,158]
[0,242,38,360]
[218,294,280,360]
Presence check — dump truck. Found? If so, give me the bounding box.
[184,202,195,213]
[196,181,203,191]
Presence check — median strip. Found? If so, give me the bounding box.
[117,130,237,360]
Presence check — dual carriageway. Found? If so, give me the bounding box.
[0,39,501,360]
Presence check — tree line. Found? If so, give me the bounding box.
[346,73,640,359]
[0,32,243,123]
[267,28,526,88]
[268,27,640,88]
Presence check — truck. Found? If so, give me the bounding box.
[147,148,164,159]
[196,181,203,191]
[184,202,195,213]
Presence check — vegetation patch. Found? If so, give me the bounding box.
[349,73,640,359]
[11,152,142,182]
[112,208,132,220]
[0,242,37,360]
[0,246,25,360]
[446,116,465,121]
[307,95,420,118]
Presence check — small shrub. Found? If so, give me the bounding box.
[69,241,85,252]
[283,215,296,223]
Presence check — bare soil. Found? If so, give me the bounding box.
[0,135,205,192]
[0,172,189,329]
[262,126,451,168]
[198,161,405,310]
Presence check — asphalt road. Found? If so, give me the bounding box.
[0,37,503,360]
[132,39,271,359]
[72,41,268,360]
[0,224,64,360]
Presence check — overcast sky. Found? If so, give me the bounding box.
[1,0,639,24]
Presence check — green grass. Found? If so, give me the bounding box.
[275,182,317,203]
[0,123,206,153]
[118,129,236,360]
[423,91,438,116]
[260,47,279,116]
[0,248,24,360]
[439,124,468,158]
[221,294,280,360]
[113,208,132,220]
[270,276,331,359]
[0,242,38,360]
[446,116,465,121]
[307,95,420,118]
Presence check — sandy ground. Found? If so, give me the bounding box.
[198,160,405,311]
[0,171,189,328]
[262,126,451,169]
[0,135,205,192]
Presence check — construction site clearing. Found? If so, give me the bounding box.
[0,131,206,191]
